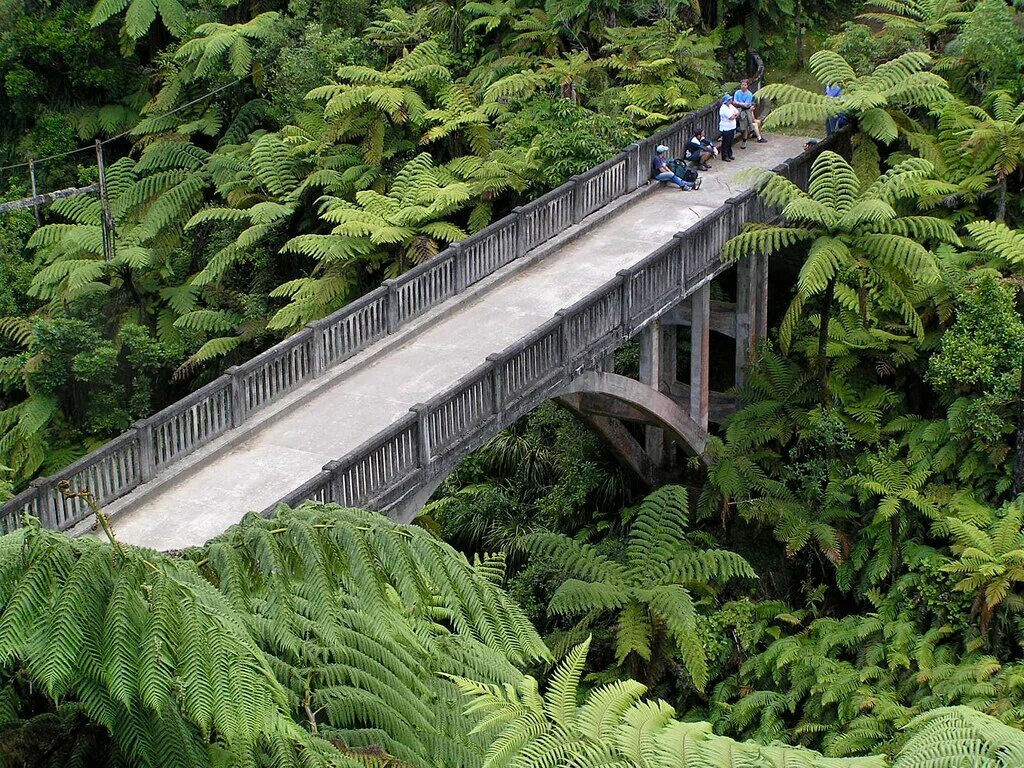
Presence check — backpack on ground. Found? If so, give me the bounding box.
[668,158,699,183]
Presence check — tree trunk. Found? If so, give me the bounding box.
[1012,354,1024,498]
[818,277,835,407]
[999,176,1008,224]
[795,0,805,70]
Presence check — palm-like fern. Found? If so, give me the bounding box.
[523,485,754,691]
[483,50,606,107]
[962,90,1024,222]
[308,41,454,167]
[452,637,886,768]
[847,447,937,588]
[857,0,971,50]
[723,151,955,398]
[893,706,1024,767]
[89,0,188,43]
[600,21,722,127]
[277,152,470,329]
[173,12,281,81]
[760,50,951,144]
[938,499,1024,637]
[28,142,208,314]
[1,503,550,766]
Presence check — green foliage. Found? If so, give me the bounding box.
[89,0,188,44]
[857,0,970,51]
[0,504,550,766]
[760,50,951,144]
[724,150,954,399]
[941,0,1024,93]
[600,21,721,127]
[939,498,1024,639]
[929,273,1024,399]
[453,637,886,768]
[524,486,755,692]
[174,13,282,81]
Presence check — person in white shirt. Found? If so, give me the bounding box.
[718,94,739,162]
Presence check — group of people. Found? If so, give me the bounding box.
[651,79,769,192]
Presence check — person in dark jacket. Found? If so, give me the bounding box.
[685,129,717,171]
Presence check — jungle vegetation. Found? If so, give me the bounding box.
[2,0,1024,765]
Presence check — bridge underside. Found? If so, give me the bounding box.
[386,255,770,522]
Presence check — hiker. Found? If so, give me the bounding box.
[804,138,819,153]
[651,145,699,190]
[685,129,717,171]
[718,94,739,162]
[825,84,847,137]
[733,79,768,148]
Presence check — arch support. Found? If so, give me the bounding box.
[386,370,709,524]
[558,371,709,459]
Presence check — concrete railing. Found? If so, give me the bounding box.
[268,132,852,517]
[1,70,784,535]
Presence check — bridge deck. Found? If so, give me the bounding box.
[110,137,807,549]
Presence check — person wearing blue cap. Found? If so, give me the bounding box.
[718,94,739,162]
[651,145,699,191]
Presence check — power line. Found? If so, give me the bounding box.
[0,73,253,175]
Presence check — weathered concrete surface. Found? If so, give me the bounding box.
[109,137,808,550]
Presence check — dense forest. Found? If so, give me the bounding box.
[3,0,1024,764]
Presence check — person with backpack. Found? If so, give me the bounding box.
[685,129,717,171]
[651,145,700,190]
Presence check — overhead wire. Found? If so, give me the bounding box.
[0,73,253,174]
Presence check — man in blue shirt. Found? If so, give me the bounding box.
[733,79,768,149]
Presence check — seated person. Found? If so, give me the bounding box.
[684,130,716,170]
[733,79,768,148]
[651,145,698,190]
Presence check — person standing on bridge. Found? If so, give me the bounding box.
[652,145,699,190]
[718,94,739,162]
[733,79,768,149]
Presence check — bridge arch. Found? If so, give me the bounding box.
[385,370,708,523]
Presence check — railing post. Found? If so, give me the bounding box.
[625,142,643,193]
[554,309,571,372]
[321,460,341,504]
[512,208,524,259]
[452,242,467,293]
[570,176,583,225]
[30,478,55,529]
[134,419,155,483]
[227,366,245,428]
[617,269,632,336]
[673,232,688,290]
[411,404,431,468]
[309,320,327,377]
[486,354,505,415]
[383,279,400,333]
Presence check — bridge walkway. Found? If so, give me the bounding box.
[103,137,806,549]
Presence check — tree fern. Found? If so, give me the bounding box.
[452,639,887,768]
[524,486,754,691]
[760,51,950,145]
[1,503,550,766]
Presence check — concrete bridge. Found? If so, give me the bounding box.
[1,103,840,550]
